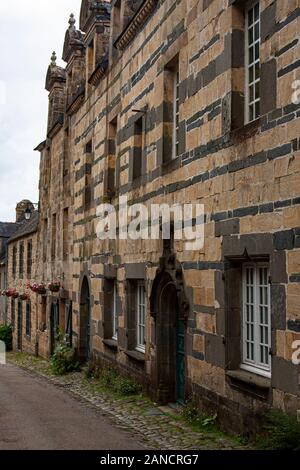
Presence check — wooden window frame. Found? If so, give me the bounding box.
[241,262,271,378]
[245,0,261,123]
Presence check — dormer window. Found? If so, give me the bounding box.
[111,0,122,61]
[87,39,95,79]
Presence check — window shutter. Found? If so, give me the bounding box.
[260,59,277,115]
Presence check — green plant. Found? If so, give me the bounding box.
[257,410,300,450]
[181,399,218,430]
[114,376,141,396]
[50,332,79,376]
[0,324,13,351]
[85,362,141,397]
[84,360,101,379]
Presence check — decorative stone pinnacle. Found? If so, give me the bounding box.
[51,51,57,66]
[69,13,76,28]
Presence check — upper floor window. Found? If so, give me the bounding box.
[27,240,32,279]
[108,117,118,193]
[245,1,261,123]
[19,243,24,279]
[132,117,144,181]
[12,245,17,278]
[63,208,69,260]
[51,214,57,261]
[43,218,48,263]
[242,263,271,377]
[85,140,93,154]
[172,65,180,159]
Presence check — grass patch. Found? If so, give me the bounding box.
[84,362,142,398]
[180,399,219,433]
[7,351,53,375]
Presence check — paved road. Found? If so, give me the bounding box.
[0,363,145,450]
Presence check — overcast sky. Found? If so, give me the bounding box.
[0,0,82,221]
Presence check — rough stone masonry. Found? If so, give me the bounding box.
[4,0,300,434]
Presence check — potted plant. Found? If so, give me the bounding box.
[48,281,61,293]
[11,290,19,299]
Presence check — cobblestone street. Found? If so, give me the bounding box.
[4,353,247,450]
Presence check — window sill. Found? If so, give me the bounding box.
[131,176,142,189]
[102,339,118,351]
[125,349,145,364]
[230,117,261,143]
[162,156,181,175]
[226,369,271,400]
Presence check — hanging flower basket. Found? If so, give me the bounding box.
[5,289,15,297]
[19,293,30,301]
[30,283,46,295]
[11,291,19,299]
[48,281,61,293]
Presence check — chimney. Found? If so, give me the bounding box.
[16,200,34,222]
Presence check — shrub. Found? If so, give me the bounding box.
[0,324,13,351]
[257,410,300,450]
[50,334,79,376]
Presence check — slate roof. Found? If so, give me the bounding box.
[8,211,39,243]
[0,222,18,238]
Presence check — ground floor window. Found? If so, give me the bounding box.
[25,303,31,338]
[11,298,15,327]
[136,282,146,353]
[242,263,271,377]
[112,282,118,340]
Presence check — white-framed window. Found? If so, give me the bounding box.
[136,282,146,353]
[245,0,261,123]
[112,282,118,340]
[242,263,271,377]
[172,67,180,159]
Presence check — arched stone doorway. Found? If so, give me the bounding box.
[79,276,91,361]
[150,257,189,404]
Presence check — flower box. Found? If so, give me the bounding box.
[48,281,61,293]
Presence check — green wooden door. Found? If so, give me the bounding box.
[176,311,185,403]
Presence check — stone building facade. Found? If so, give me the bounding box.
[6,207,40,356]
[0,201,33,323]
[0,222,18,322]
[8,0,300,432]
